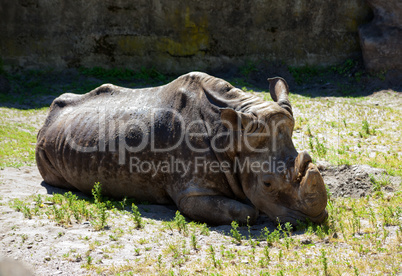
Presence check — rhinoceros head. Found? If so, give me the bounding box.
[220,77,328,225]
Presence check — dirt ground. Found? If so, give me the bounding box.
[0,163,399,275]
[0,70,401,274]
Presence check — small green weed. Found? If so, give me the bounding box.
[157,254,163,270]
[92,182,103,204]
[90,182,109,230]
[131,203,143,229]
[308,136,327,159]
[230,221,243,244]
[93,202,109,231]
[209,245,221,268]
[174,211,188,235]
[370,175,390,192]
[362,119,370,135]
[86,255,92,265]
[258,246,270,268]
[191,233,198,250]
[264,228,280,247]
[320,249,328,275]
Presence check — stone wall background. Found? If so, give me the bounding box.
[359,0,402,72]
[0,0,373,73]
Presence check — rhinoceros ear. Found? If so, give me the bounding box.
[220,108,255,131]
[267,77,293,116]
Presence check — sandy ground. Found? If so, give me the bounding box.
[0,164,399,275]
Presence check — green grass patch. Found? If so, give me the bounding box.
[0,122,37,168]
[0,107,47,168]
[275,92,402,177]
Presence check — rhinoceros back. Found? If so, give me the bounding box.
[36,73,231,202]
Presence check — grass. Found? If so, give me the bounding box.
[0,108,47,168]
[230,220,243,244]
[0,66,401,275]
[131,203,143,229]
[265,92,402,176]
[9,183,144,231]
[7,188,401,274]
[0,122,36,167]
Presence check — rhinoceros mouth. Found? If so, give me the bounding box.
[277,208,328,225]
[302,208,328,223]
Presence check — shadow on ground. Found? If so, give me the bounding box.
[38,180,283,239]
[222,61,402,98]
[1,61,401,109]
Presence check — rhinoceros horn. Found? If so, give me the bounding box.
[267,77,292,116]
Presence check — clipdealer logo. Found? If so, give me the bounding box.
[63,107,289,167]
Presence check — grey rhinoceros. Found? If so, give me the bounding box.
[36,72,327,225]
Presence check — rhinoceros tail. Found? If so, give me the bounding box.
[35,146,75,190]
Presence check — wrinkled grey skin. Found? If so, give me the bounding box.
[36,72,327,225]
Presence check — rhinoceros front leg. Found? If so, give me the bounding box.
[178,195,258,225]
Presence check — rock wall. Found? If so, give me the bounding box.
[0,0,372,73]
[359,0,402,72]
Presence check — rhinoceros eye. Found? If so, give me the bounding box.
[264,182,271,188]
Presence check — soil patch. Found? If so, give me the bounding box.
[317,162,400,198]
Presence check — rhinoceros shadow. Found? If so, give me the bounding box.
[40,181,86,198]
[39,180,181,220]
[40,180,178,222]
[40,181,297,239]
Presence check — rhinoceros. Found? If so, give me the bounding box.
[36,72,327,225]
